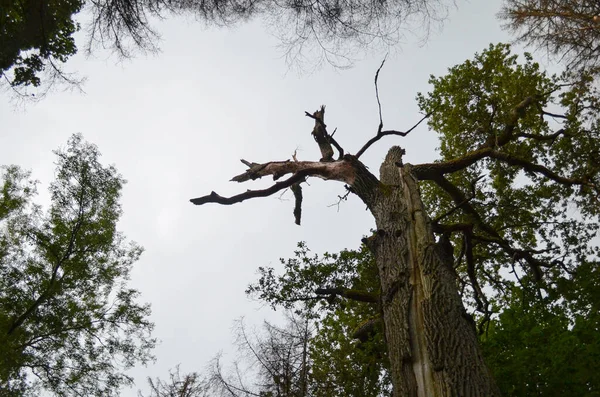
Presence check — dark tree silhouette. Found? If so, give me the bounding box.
[1,0,450,95]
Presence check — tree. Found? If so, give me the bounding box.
[141,365,209,397]
[143,313,323,397]
[500,0,600,76]
[248,243,390,397]
[0,134,156,396]
[0,0,82,89]
[206,314,313,397]
[205,307,387,397]
[0,0,450,96]
[191,43,600,396]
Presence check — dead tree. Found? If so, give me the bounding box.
[190,109,503,395]
[190,64,599,395]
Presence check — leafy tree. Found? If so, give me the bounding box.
[0,134,155,396]
[255,241,600,396]
[0,0,82,88]
[0,0,449,95]
[500,0,600,76]
[191,42,600,395]
[248,244,390,397]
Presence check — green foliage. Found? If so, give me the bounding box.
[247,242,378,313]
[248,242,390,396]
[249,44,600,396]
[0,0,83,87]
[418,43,554,160]
[417,43,599,304]
[0,134,155,396]
[310,301,389,397]
[481,263,600,396]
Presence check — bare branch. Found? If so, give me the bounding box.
[431,174,545,281]
[305,107,344,160]
[374,56,388,132]
[290,181,303,225]
[327,187,351,212]
[191,159,362,206]
[191,172,308,206]
[542,110,568,119]
[355,112,430,159]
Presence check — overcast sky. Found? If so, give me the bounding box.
[0,1,528,395]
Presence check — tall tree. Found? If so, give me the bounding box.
[0,0,449,96]
[0,134,156,396]
[191,43,600,396]
[500,0,600,76]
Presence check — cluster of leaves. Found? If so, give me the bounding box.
[248,242,391,397]
[0,0,83,87]
[248,242,377,312]
[417,43,599,315]
[482,259,600,395]
[0,134,155,396]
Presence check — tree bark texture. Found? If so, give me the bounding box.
[354,147,499,397]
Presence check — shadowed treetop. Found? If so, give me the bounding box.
[0,0,450,95]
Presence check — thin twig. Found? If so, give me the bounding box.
[327,187,351,212]
[374,56,388,132]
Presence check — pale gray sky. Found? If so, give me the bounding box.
[1,1,518,395]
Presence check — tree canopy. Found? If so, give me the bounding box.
[0,134,155,396]
[0,0,449,94]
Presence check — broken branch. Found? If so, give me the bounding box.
[191,172,308,205]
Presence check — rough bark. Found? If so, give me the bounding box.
[352,147,499,397]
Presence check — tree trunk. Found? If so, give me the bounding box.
[355,147,499,397]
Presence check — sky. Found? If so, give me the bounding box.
[0,1,524,395]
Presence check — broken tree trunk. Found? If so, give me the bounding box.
[192,146,500,396]
[364,147,499,397]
